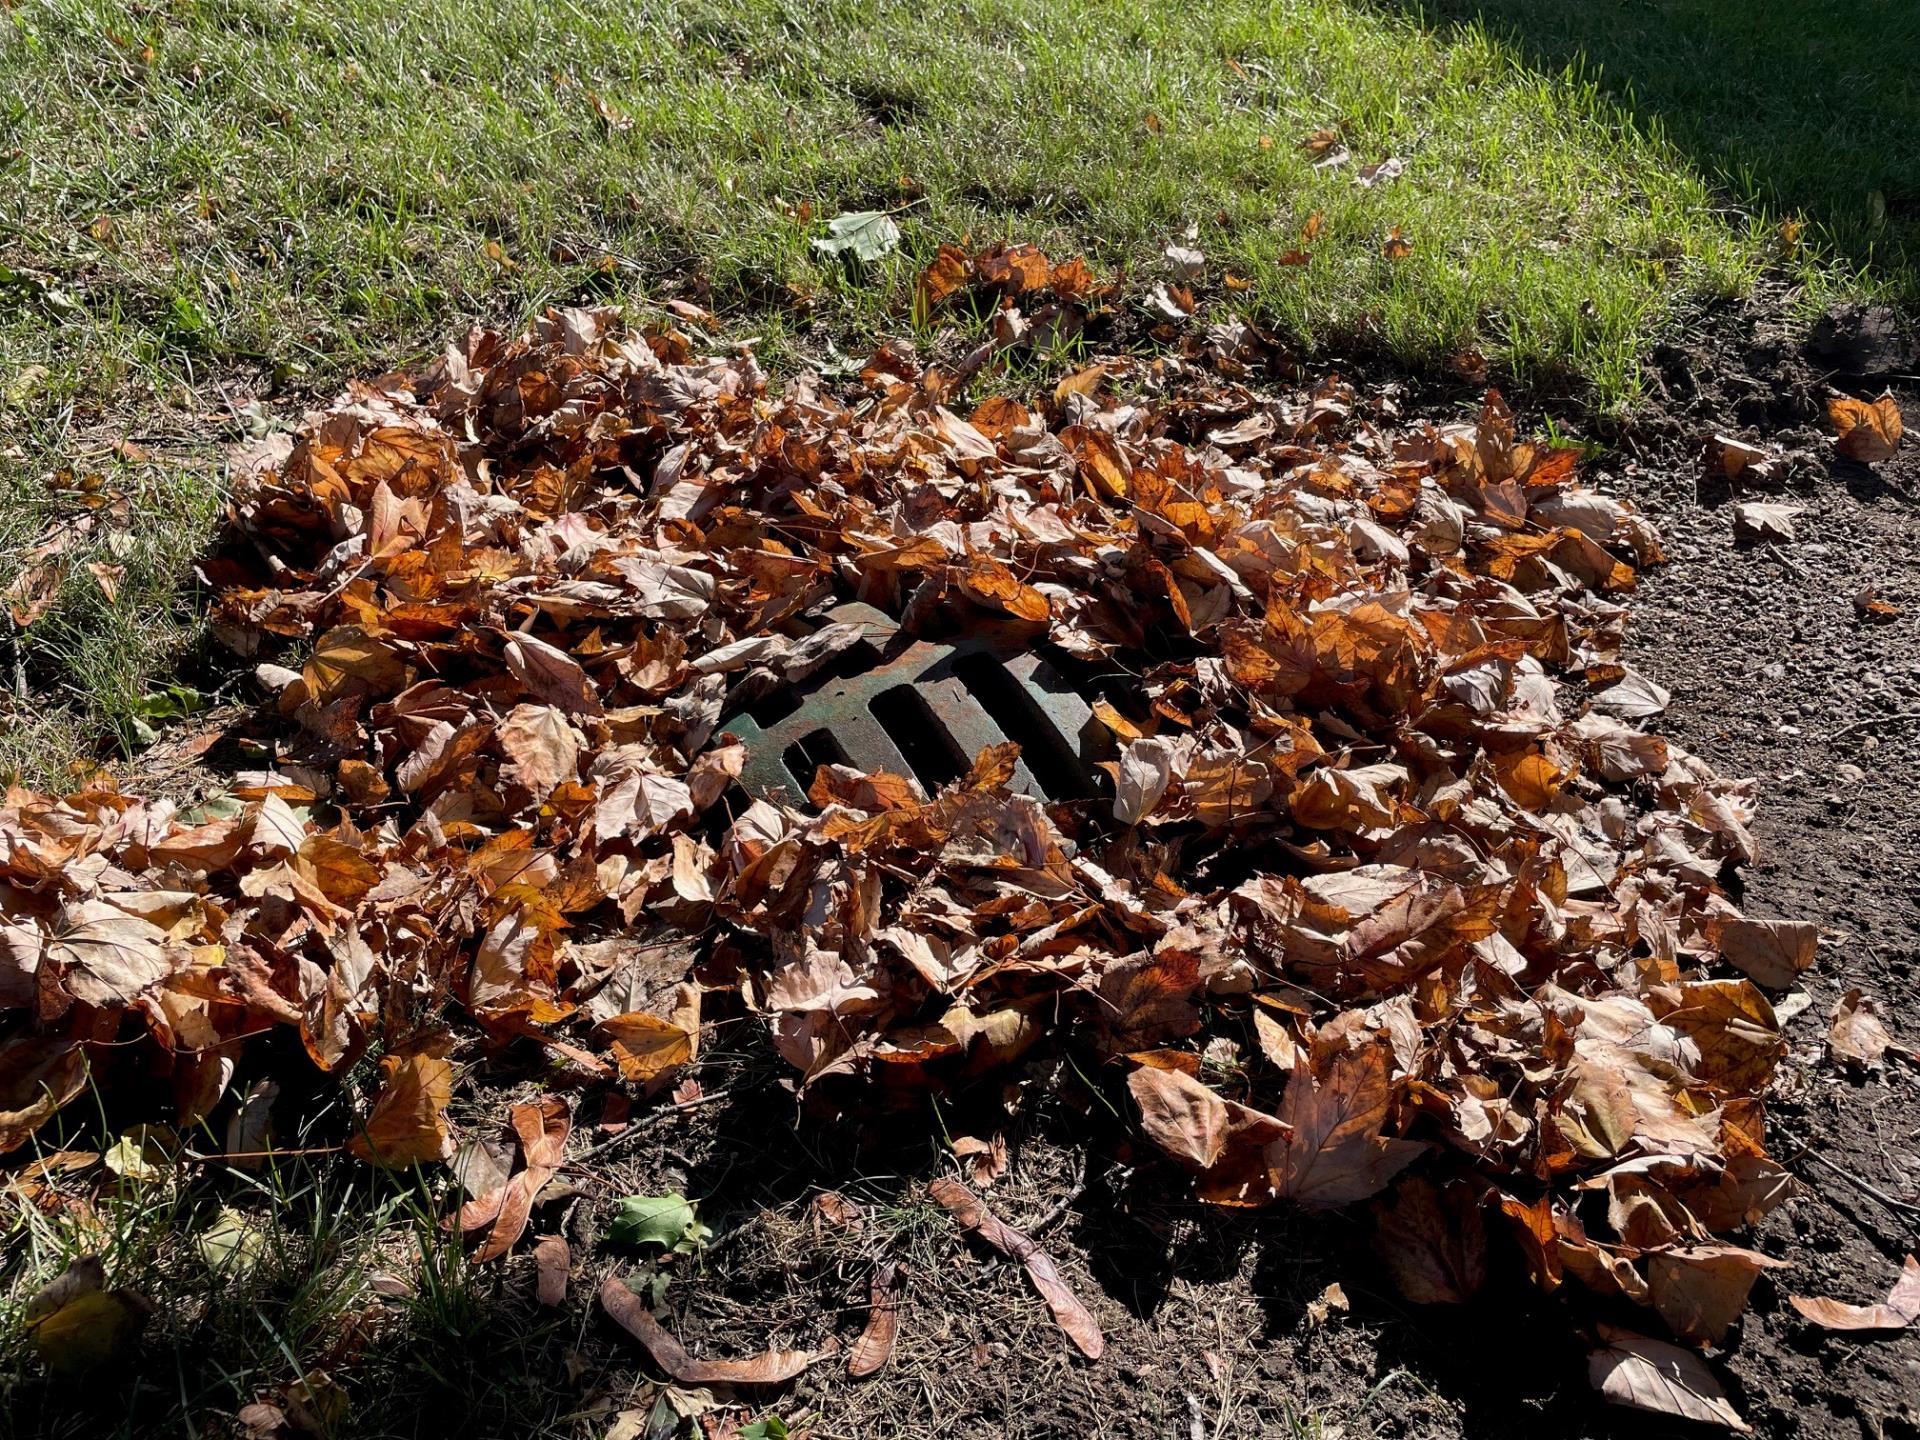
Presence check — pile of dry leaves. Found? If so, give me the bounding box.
[0,245,1849,1422]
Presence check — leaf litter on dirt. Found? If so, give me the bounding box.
[0,241,1842,1425]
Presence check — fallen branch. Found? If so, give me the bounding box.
[1776,1129,1920,1227]
[572,1086,736,1165]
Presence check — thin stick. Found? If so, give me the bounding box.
[1024,1148,1091,1238]
[571,1087,735,1164]
[1788,1142,1920,1223]
[185,1144,345,1164]
[1830,712,1920,742]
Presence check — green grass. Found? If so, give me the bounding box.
[1402,0,1920,300]
[0,0,1800,784]
[0,1114,579,1437]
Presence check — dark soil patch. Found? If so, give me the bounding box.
[1600,297,1920,1440]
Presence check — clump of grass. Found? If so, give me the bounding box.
[0,445,222,789]
[0,1109,579,1438]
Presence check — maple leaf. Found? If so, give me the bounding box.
[1828,392,1902,462]
[1269,1044,1424,1206]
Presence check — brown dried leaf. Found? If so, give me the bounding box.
[1129,1065,1231,1170]
[1372,1175,1487,1304]
[1587,1323,1748,1432]
[927,1177,1104,1358]
[534,1236,570,1307]
[1712,917,1817,989]
[848,1259,902,1378]
[505,632,603,715]
[1648,1244,1785,1345]
[1789,1255,1920,1332]
[48,900,177,1005]
[599,1277,816,1385]
[1828,988,1892,1067]
[347,1048,456,1168]
[1270,1044,1424,1207]
[498,704,581,798]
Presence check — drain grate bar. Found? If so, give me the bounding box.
[724,601,1109,804]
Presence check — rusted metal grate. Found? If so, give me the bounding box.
[725,601,1112,803]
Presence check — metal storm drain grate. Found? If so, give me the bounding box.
[725,601,1112,804]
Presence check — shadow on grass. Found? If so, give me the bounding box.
[1387,0,1919,298]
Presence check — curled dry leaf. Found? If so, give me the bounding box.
[952,1132,1009,1187]
[813,1191,864,1232]
[456,1095,572,1263]
[1130,1065,1231,1170]
[848,1259,903,1378]
[1304,1280,1349,1327]
[1828,988,1893,1068]
[1828,393,1902,462]
[1710,435,1774,481]
[598,1277,816,1386]
[1789,1255,1920,1331]
[1730,501,1802,543]
[1356,157,1404,187]
[1587,1323,1749,1432]
[928,1177,1104,1358]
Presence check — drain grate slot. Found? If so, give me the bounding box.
[746,634,886,729]
[868,684,970,793]
[953,652,1100,801]
[782,729,852,790]
[727,599,1107,806]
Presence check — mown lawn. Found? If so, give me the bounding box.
[0,0,1804,785]
[1406,0,1920,298]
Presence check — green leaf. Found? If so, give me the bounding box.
[179,791,247,825]
[811,210,901,264]
[132,684,207,721]
[607,1193,698,1250]
[740,1418,790,1440]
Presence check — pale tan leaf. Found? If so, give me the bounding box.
[1587,1323,1748,1432]
[49,900,178,1005]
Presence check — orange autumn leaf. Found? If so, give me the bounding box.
[1828,392,1902,462]
[956,556,1050,622]
[348,1048,455,1168]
